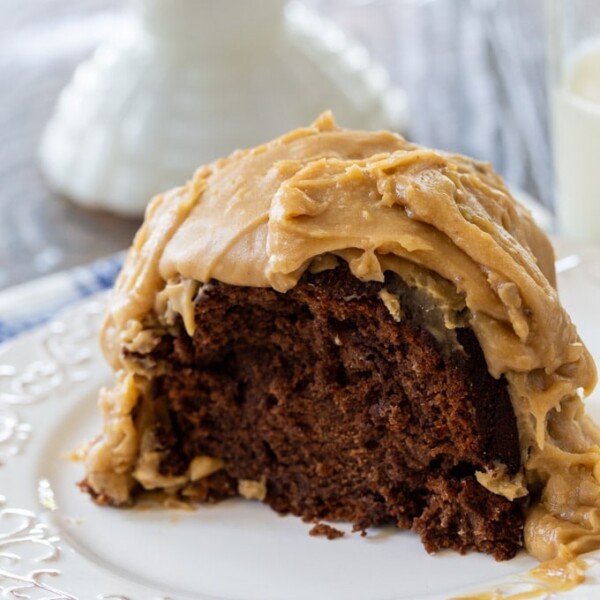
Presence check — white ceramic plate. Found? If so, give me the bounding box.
[0,242,599,600]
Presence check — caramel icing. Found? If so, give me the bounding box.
[238,478,268,502]
[89,113,599,563]
[455,546,589,599]
[378,289,403,322]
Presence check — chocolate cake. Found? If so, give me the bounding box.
[83,114,599,564]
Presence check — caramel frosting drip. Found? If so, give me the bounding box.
[97,113,598,561]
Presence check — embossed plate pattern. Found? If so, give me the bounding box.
[0,241,599,599]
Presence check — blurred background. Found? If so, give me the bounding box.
[0,0,551,292]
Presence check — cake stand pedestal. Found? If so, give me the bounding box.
[39,0,407,217]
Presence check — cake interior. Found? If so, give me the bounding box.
[117,266,524,560]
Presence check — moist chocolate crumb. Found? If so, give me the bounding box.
[121,266,524,560]
[310,523,345,540]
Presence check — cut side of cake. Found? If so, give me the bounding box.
[83,113,598,564]
[106,267,523,559]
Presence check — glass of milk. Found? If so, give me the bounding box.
[548,0,600,241]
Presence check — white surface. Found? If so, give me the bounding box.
[38,0,408,218]
[552,39,600,242]
[0,242,599,599]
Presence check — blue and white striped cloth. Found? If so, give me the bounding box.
[0,252,125,345]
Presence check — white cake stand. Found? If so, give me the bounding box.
[39,0,408,217]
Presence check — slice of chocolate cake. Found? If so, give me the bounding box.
[83,114,598,564]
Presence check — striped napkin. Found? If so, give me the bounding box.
[0,252,125,345]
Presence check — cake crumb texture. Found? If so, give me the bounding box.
[310,523,345,540]
[123,268,523,560]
